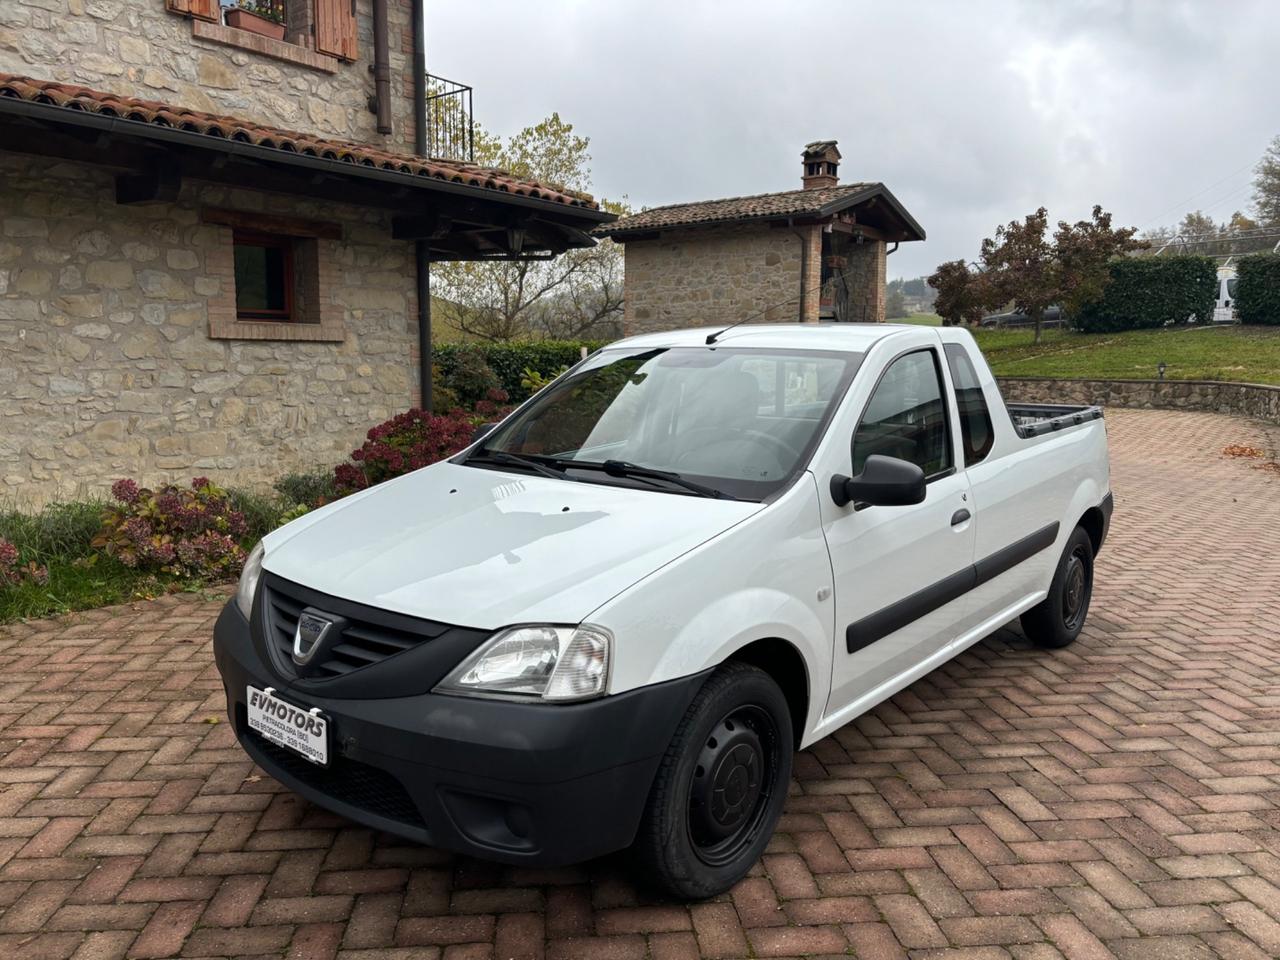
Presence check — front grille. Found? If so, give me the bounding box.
[265,580,449,678]
[246,726,426,830]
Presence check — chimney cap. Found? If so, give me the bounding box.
[802,140,841,160]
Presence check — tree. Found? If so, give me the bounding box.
[432,114,626,343]
[927,260,996,327]
[977,206,1144,342]
[885,286,908,319]
[1254,134,1280,226]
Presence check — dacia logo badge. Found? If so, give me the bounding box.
[293,610,336,666]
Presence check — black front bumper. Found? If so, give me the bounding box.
[213,601,707,865]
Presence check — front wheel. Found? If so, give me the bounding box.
[633,662,793,900]
[1020,525,1094,648]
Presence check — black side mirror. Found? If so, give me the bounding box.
[472,422,497,443]
[830,455,927,508]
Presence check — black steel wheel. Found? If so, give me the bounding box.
[686,704,780,868]
[1021,525,1095,649]
[634,662,793,900]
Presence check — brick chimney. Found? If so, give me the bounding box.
[801,140,841,190]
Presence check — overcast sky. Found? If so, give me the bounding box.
[426,0,1277,279]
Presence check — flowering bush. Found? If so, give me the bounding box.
[0,537,48,587]
[334,408,479,495]
[92,478,247,579]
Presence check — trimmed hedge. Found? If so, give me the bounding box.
[1236,254,1280,326]
[433,340,610,402]
[1072,256,1217,332]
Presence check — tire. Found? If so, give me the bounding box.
[633,662,793,900]
[1020,525,1094,649]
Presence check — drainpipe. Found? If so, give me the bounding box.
[371,0,393,135]
[411,0,432,410]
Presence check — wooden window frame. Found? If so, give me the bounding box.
[233,230,296,323]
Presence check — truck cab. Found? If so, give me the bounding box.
[214,323,1112,899]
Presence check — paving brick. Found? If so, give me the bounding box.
[0,408,1275,956]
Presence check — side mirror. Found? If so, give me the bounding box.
[830,455,926,508]
[472,422,497,443]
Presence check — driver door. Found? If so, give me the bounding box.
[820,347,975,720]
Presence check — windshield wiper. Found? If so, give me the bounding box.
[565,459,738,500]
[464,449,570,481]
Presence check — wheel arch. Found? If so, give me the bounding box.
[1076,504,1106,555]
[724,637,809,748]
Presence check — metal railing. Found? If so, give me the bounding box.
[424,73,473,162]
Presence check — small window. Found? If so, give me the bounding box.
[233,231,294,321]
[944,343,995,466]
[853,349,952,478]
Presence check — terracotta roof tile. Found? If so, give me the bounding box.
[597,183,877,237]
[0,73,598,210]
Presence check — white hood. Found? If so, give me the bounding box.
[262,461,761,628]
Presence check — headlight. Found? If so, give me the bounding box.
[434,624,612,702]
[235,541,265,619]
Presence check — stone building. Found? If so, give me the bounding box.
[0,1,610,502]
[598,141,925,335]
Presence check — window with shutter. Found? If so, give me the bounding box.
[315,0,358,60]
[166,0,221,22]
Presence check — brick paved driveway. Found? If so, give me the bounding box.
[1,409,1279,960]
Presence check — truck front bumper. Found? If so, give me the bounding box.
[213,601,706,865]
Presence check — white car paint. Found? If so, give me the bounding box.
[259,323,1110,749]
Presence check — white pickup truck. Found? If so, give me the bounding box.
[214,323,1112,899]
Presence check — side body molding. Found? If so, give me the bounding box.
[846,521,1060,653]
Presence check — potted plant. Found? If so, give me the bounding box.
[225,0,286,41]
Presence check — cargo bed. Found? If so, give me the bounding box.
[1006,402,1104,439]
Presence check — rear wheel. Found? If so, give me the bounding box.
[1021,525,1094,648]
[634,662,792,900]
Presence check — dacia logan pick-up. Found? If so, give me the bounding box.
[214,323,1113,899]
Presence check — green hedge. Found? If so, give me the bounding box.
[1072,256,1217,332]
[433,340,610,402]
[1235,254,1280,326]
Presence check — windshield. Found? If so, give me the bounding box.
[475,346,861,501]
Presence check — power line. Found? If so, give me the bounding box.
[1137,159,1257,229]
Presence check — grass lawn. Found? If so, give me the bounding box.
[973,325,1280,385]
[0,557,216,623]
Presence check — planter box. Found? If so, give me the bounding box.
[226,8,286,41]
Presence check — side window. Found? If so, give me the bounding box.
[944,344,995,466]
[852,350,952,478]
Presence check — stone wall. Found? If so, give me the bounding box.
[998,377,1280,423]
[0,152,419,504]
[621,224,808,335]
[839,237,887,324]
[0,0,418,152]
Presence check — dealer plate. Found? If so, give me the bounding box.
[247,685,328,766]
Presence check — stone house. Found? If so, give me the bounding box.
[0,0,610,502]
[598,141,925,334]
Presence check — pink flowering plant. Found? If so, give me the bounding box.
[91,478,247,580]
[334,406,489,495]
[0,537,48,587]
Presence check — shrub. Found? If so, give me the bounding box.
[334,409,477,495]
[1235,254,1280,326]
[1072,256,1216,332]
[520,365,568,394]
[272,470,338,508]
[434,340,607,403]
[438,346,501,408]
[92,478,247,579]
[0,537,48,587]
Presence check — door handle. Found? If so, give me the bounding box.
[950,509,971,526]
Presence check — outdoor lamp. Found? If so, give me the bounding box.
[1157,362,1167,380]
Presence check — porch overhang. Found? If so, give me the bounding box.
[0,82,614,260]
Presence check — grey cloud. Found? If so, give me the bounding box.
[426,0,1277,279]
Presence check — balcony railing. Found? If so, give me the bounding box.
[424,74,474,162]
